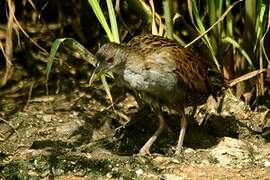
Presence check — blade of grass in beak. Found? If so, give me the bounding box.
[89,68,114,86]
[101,75,113,105]
[88,64,109,87]
[89,67,98,86]
[88,66,114,106]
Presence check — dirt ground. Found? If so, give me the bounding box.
[0,86,270,179]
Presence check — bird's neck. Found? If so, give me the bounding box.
[110,46,130,73]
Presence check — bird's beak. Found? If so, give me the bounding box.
[89,62,100,86]
[88,62,108,86]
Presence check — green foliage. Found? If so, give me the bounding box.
[190,0,220,70]
[47,0,269,98]
[87,0,114,42]
[163,0,173,39]
[87,0,121,104]
[47,0,121,104]
[88,0,119,43]
[187,0,268,95]
[222,37,254,69]
[46,38,97,81]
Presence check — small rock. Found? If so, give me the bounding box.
[198,172,206,177]
[161,174,184,180]
[184,148,195,154]
[264,160,270,167]
[172,159,180,164]
[153,156,166,163]
[43,114,52,122]
[28,170,38,176]
[56,121,83,136]
[40,169,50,178]
[106,172,113,178]
[135,169,143,176]
[201,159,210,165]
[209,137,253,166]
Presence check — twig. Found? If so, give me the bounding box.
[229,69,267,87]
[23,81,35,110]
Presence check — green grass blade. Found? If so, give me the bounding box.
[127,0,152,24]
[191,0,220,70]
[254,2,266,50]
[191,0,206,32]
[101,74,113,105]
[245,0,257,25]
[64,38,97,65]
[225,0,233,36]
[188,0,242,71]
[243,0,257,56]
[163,0,173,39]
[46,38,97,81]
[88,0,114,42]
[208,1,216,27]
[223,37,254,69]
[88,0,118,106]
[46,38,66,81]
[106,0,120,43]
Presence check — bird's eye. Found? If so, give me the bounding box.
[107,57,114,64]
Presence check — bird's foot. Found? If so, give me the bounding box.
[138,146,151,156]
[174,147,182,156]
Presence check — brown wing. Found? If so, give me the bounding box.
[127,34,213,95]
[126,34,179,56]
[152,46,213,94]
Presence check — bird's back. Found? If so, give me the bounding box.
[125,34,224,107]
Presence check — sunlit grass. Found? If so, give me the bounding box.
[47,0,269,100]
[88,0,121,104]
[187,0,268,96]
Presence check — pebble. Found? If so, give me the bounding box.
[42,114,52,122]
[264,160,270,167]
[184,148,195,154]
[135,169,143,176]
[56,121,83,136]
[161,174,184,180]
[209,137,253,166]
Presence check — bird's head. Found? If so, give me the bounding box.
[89,42,127,85]
[95,42,127,74]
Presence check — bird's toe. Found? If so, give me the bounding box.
[138,147,151,156]
[174,148,182,156]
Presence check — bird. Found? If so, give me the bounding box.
[94,34,225,155]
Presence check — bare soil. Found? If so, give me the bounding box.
[0,86,270,179]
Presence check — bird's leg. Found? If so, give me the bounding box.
[139,108,165,155]
[175,111,188,155]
